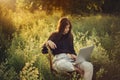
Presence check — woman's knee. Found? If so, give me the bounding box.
[81,61,93,72]
[54,59,75,72]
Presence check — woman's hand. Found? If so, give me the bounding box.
[71,54,77,60]
[46,40,57,49]
[67,54,77,61]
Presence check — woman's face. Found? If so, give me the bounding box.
[63,24,70,34]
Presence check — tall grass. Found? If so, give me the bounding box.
[0,8,120,80]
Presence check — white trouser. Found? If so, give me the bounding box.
[78,61,93,80]
[53,53,93,80]
[53,53,75,73]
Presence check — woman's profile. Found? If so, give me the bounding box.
[41,17,93,80]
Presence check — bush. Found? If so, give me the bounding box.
[20,61,39,80]
[0,61,19,80]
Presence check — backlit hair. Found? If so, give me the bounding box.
[57,17,72,34]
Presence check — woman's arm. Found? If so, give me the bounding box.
[41,32,57,54]
[46,40,57,49]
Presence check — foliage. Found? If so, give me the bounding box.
[0,26,9,63]
[20,57,39,80]
[0,61,19,80]
[0,3,120,79]
[14,0,120,15]
[15,0,104,14]
[0,2,16,62]
[0,3,15,37]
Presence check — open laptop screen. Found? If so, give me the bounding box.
[75,45,94,64]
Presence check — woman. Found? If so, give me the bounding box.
[42,17,93,80]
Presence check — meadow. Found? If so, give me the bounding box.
[0,8,120,80]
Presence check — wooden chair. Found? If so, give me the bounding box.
[46,46,83,80]
[46,46,57,74]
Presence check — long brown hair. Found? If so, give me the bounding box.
[56,17,73,41]
[57,17,72,34]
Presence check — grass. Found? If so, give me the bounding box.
[0,8,120,80]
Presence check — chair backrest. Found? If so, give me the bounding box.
[46,46,57,73]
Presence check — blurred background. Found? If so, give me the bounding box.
[0,0,120,80]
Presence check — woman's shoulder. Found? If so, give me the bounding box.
[48,31,59,40]
[50,31,59,36]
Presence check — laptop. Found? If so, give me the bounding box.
[75,45,94,64]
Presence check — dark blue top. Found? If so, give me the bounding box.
[41,32,76,56]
